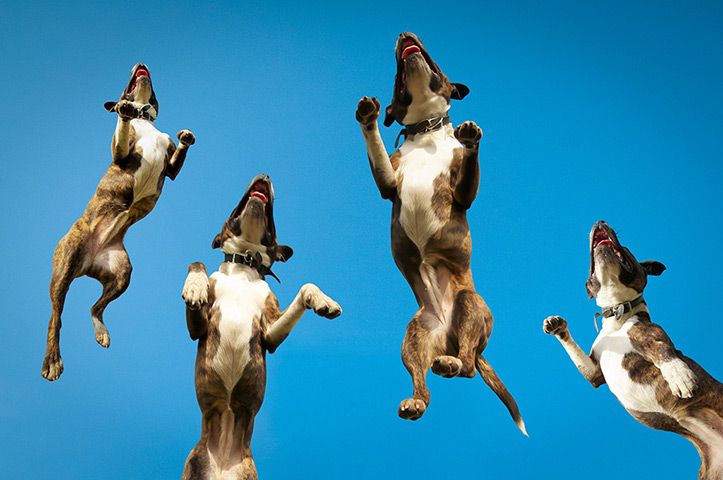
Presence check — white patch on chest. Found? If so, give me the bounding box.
[592,317,664,414]
[396,126,460,255]
[210,265,271,393]
[130,119,171,202]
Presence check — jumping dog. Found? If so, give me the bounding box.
[180,174,341,480]
[355,32,526,433]
[544,221,723,479]
[42,63,195,381]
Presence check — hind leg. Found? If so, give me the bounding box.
[399,309,446,420]
[88,243,132,348]
[42,231,88,381]
[432,289,491,379]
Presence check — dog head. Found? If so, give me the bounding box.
[104,63,159,119]
[586,221,665,305]
[212,174,293,268]
[384,32,469,127]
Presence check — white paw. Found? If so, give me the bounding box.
[182,271,209,307]
[660,359,698,398]
[301,283,342,319]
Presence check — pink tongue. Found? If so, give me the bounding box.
[403,45,420,58]
[251,191,267,203]
[136,68,149,78]
[597,239,613,247]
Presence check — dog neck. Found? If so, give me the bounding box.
[395,115,451,147]
[594,295,646,331]
[224,251,280,283]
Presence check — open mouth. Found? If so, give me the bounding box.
[247,180,273,235]
[129,67,149,93]
[592,228,630,270]
[402,38,421,59]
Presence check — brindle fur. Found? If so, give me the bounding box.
[544,221,723,479]
[356,32,525,433]
[181,175,340,480]
[42,63,194,381]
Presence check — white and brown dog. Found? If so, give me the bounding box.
[180,174,341,480]
[42,63,195,381]
[355,32,525,433]
[544,221,723,479]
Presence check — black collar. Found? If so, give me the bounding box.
[395,115,451,147]
[224,251,280,283]
[601,295,645,319]
[594,295,645,331]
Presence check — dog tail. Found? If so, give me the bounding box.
[476,355,528,436]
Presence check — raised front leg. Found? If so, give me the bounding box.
[543,316,605,388]
[628,321,698,398]
[166,129,195,180]
[110,100,142,160]
[182,262,210,340]
[452,121,482,209]
[264,283,341,353]
[356,96,397,199]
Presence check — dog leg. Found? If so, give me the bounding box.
[452,121,482,209]
[627,321,699,398]
[165,130,195,181]
[42,230,88,380]
[399,309,444,420]
[543,316,605,387]
[182,262,210,340]
[87,244,132,348]
[433,289,490,379]
[264,284,341,353]
[110,100,140,160]
[356,97,398,199]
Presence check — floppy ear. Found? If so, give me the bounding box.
[641,260,666,276]
[451,83,470,100]
[275,245,294,263]
[211,233,223,249]
[383,104,395,127]
[104,101,117,112]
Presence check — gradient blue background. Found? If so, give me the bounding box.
[2,1,722,478]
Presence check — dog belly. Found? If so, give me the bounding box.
[209,270,270,394]
[130,119,170,203]
[396,133,458,254]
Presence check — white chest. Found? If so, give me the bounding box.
[396,130,459,251]
[209,268,271,392]
[592,319,664,414]
[131,119,171,202]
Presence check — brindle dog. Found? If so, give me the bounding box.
[356,32,525,433]
[181,174,341,480]
[42,63,194,381]
[544,221,723,479]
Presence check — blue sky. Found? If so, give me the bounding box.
[2,1,722,478]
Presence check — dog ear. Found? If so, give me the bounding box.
[451,83,470,100]
[384,104,396,127]
[275,245,294,263]
[641,260,666,276]
[104,101,117,112]
[211,233,223,249]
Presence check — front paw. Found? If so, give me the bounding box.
[454,121,483,148]
[182,268,209,308]
[356,96,380,126]
[177,129,195,146]
[301,284,342,319]
[117,100,139,120]
[660,359,699,398]
[543,316,569,337]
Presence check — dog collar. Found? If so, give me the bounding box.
[594,295,645,331]
[224,251,280,283]
[395,115,451,147]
